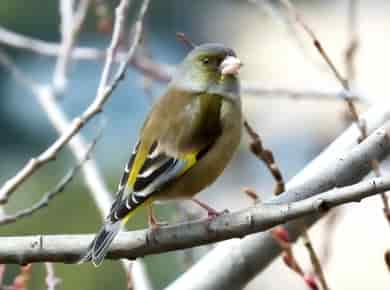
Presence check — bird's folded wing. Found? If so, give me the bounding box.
[107,141,197,222]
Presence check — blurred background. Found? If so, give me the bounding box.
[1,0,390,289]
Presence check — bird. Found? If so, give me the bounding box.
[81,43,243,266]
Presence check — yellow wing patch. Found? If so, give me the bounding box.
[180,153,197,175]
[127,144,149,188]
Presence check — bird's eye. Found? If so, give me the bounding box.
[201,57,210,65]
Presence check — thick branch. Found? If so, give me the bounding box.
[166,105,390,290]
[1,118,390,264]
[0,173,389,264]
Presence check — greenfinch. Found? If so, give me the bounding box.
[82,43,243,266]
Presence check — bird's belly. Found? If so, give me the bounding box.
[155,124,241,200]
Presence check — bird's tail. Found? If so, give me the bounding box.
[80,220,122,267]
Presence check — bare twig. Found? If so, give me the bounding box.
[131,259,153,290]
[0,0,148,203]
[241,84,364,102]
[0,26,369,104]
[0,133,99,225]
[3,171,390,264]
[244,121,285,195]
[166,103,390,290]
[44,263,61,290]
[272,227,319,290]
[53,0,92,93]
[280,0,390,229]
[301,230,330,290]
[252,0,329,74]
[0,0,152,287]
[176,32,196,49]
[1,119,390,264]
[345,0,359,83]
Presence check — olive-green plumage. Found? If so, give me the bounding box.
[82,43,243,266]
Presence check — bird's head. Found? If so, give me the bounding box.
[172,43,242,101]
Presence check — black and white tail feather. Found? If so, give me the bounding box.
[80,141,191,266]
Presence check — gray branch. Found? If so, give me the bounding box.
[1,117,390,264]
[0,174,389,264]
[166,104,390,290]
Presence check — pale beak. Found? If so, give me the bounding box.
[220,56,242,75]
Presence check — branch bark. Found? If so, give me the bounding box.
[1,172,390,264]
[1,118,390,264]
[0,0,146,204]
[166,105,390,290]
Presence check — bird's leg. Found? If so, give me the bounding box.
[147,204,166,230]
[191,198,227,218]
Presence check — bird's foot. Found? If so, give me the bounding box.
[147,205,167,231]
[191,198,229,219]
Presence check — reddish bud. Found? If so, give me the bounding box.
[273,226,290,243]
[282,253,294,269]
[243,187,259,202]
[303,275,319,290]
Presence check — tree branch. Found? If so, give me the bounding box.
[1,118,390,264]
[0,131,99,225]
[0,0,147,204]
[53,0,91,93]
[0,26,366,103]
[166,105,390,290]
[0,0,152,287]
[1,171,390,264]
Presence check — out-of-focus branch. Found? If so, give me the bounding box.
[280,0,390,226]
[44,262,61,290]
[166,105,390,290]
[0,0,152,288]
[301,230,329,290]
[2,170,390,264]
[345,0,359,83]
[0,0,147,204]
[0,134,98,225]
[0,26,368,103]
[272,227,319,290]
[243,119,327,288]
[53,0,91,93]
[244,120,285,195]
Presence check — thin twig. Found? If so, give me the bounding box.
[176,32,196,49]
[0,0,152,287]
[0,132,100,225]
[167,104,390,290]
[0,0,148,204]
[0,26,369,104]
[245,110,324,289]
[244,120,285,195]
[280,0,390,229]
[44,263,61,290]
[272,226,319,290]
[53,0,92,93]
[252,0,329,74]
[345,0,359,83]
[301,230,330,290]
